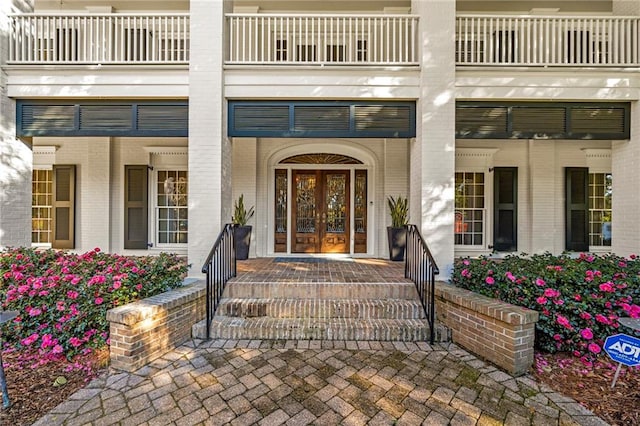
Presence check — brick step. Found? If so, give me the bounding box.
[193,317,449,342]
[222,281,419,300]
[216,298,426,319]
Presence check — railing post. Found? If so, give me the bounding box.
[404,224,438,345]
[201,224,238,341]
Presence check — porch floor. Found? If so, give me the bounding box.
[235,257,409,283]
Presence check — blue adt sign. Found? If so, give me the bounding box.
[604,334,640,367]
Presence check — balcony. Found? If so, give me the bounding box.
[227,13,419,66]
[456,14,640,67]
[8,13,189,64]
[8,13,639,68]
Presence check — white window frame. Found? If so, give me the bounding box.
[31,166,54,248]
[454,148,499,253]
[588,172,612,249]
[454,170,488,250]
[32,146,57,248]
[152,168,188,248]
[144,146,188,251]
[583,148,612,252]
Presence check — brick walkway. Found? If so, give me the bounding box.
[34,339,607,426]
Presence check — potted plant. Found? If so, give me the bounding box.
[387,195,408,261]
[232,194,255,260]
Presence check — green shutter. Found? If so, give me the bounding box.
[52,165,75,249]
[566,168,589,252]
[124,165,149,249]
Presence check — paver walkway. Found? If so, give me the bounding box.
[34,339,608,426]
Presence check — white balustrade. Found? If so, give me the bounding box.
[456,14,640,66]
[227,13,419,65]
[10,13,639,67]
[9,13,189,64]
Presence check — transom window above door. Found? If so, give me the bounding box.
[280,153,363,165]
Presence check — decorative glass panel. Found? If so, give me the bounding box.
[325,174,346,233]
[275,170,287,233]
[355,171,367,233]
[32,169,53,244]
[157,170,188,244]
[296,174,316,233]
[281,153,362,165]
[589,173,612,247]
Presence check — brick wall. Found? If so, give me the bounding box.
[107,280,205,372]
[435,283,539,376]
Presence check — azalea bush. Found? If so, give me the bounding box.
[451,252,640,358]
[0,247,187,363]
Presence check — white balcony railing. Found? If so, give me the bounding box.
[456,14,640,66]
[227,13,419,65]
[8,13,189,64]
[10,13,639,68]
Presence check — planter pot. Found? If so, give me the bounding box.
[387,226,407,262]
[234,225,252,260]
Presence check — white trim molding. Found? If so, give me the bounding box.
[143,146,188,156]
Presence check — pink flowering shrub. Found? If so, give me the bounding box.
[0,247,187,361]
[451,252,640,357]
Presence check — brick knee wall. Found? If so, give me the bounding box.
[107,280,206,372]
[435,283,539,376]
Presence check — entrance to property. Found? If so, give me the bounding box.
[292,170,350,253]
[273,153,370,255]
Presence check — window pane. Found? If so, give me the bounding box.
[454,172,485,247]
[157,170,188,245]
[589,172,612,247]
[32,169,53,244]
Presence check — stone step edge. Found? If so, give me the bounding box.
[223,281,420,299]
[192,317,451,342]
[216,297,427,319]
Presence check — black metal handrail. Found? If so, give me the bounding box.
[405,224,439,345]
[201,223,236,339]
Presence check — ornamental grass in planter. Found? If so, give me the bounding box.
[387,195,409,261]
[232,194,255,260]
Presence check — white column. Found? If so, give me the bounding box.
[0,0,34,249]
[612,0,640,15]
[612,102,640,256]
[411,0,456,277]
[603,0,635,260]
[188,0,232,274]
[528,140,557,254]
[81,138,111,251]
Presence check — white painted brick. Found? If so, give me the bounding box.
[412,0,456,277]
[612,102,640,256]
[613,0,640,15]
[0,0,33,249]
[187,0,230,274]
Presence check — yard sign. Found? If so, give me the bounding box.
[603,333,640,388]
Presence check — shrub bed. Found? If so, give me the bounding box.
[451,252,640,359]
[0,247,187,363]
